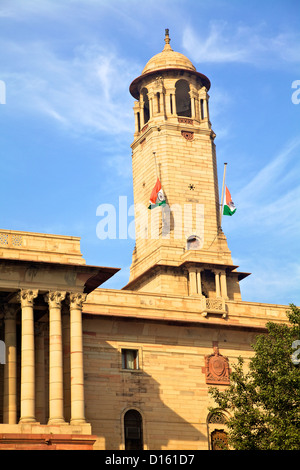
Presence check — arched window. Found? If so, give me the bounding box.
[124,409,143,450]
[187,235,201,250]
[175,79,191,117]
[207,411,229,450]
[141,88,150,124]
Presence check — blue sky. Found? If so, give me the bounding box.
[0,0,299,305]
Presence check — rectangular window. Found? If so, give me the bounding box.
[122,349,139,370]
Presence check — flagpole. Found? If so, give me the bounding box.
[153,152,159,179]
[220,162,227,227]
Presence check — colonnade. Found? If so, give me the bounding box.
[133,77,210,134]
[188,266,228,300]
[1,289,87,426]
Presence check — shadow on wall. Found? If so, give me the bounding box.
[83,336,206,450]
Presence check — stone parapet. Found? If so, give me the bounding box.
[0,229,86,265]
[84,288,291,330]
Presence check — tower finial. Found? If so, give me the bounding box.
[165,28,170,45]
[163,28,172,51]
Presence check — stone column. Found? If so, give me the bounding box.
[149,94,153,118]
[69,292,87,424]
[189,89,198,119]
[3,305,17,424]
[214,271,221,298]
[133,102,141,135]
[206,93,210,121]
[196,269,203,296]
[19,289,38,423]
[171,92,176,115]
[35,322,46,424]
[220,271,228,300]
[45,291,66,424]
[62,304,71,422]
[139,95,145,128]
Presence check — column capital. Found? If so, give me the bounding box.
[68,292,87,310]
[188,265,197,273]
[196,267,204,273]
[18,289,38,308]
[1,304,17,320]
[212,268,221,275]
[44,291,66,309]
[198,86,208,97]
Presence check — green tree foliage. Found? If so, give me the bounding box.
[209,304,300,450]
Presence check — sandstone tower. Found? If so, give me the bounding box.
[124,30,249,311]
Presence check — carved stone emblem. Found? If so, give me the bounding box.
[204,344,230,385]
[181,130,194,141]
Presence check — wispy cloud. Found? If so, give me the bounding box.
[2,40,140,136]
[241,260,300,305]
[182,21,300,66]
[237,137,300,200]
[228,136,300,304]
[235,137,300,233]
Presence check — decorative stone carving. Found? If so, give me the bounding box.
[68,292,87,309]
[178,117,193,125]
[44,291,66,308]
[18,289,38,308]
[208,411,227,424]
[204,344,230,385]
[181,130,194,141]
[0,233,23,247]
[200,297,227,318]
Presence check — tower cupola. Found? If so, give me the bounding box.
[129,30,211,135]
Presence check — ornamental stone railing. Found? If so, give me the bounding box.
[201,297,227,318]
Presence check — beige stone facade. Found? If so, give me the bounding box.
[0,31,292,450]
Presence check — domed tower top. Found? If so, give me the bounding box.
[142,29,196,74]
[130,29,210,99]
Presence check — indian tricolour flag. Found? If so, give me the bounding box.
[148,178,166,210]
[223,186,236,216]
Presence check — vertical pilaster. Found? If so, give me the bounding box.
[45,291,66,424]
[69,292,87,424]
[19,289,38,423]
[3,305,17,424]
[188,267,197,295]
